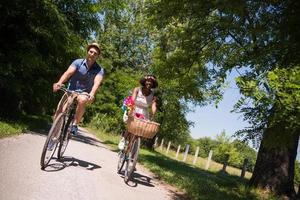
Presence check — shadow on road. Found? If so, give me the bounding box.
[43,156,101,172]
[71,133,105,148]
[118,170,155,188]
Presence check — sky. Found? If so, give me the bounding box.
[186,70,250,140]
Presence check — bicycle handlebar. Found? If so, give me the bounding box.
[58,84,90,98]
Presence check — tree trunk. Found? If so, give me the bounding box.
[249,124,299,199]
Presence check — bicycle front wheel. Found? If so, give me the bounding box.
[124,137,141,183]
[40,113,65,169]
[57,113,73,159]
[117,150,126,174]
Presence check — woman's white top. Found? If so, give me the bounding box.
[134,87,154,120]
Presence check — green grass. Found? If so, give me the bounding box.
[0,121,25,138]
[87,127,282,200]
[0,115,50,138]
[139,150,263,200]
[156,147,253,179]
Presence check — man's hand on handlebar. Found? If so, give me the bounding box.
[88,94,95,101]
[53,83,62,92]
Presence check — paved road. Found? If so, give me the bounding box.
[0,128,180,200]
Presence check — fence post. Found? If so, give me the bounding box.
[166,141,171,155]
[205,150,213,170]
[159,139,164,151]
[221,154,230,173]
[240,158,248,178]
[182,144,190,162]
[175,145,181,160]
[154,137,158,148]
[193,146,200,165]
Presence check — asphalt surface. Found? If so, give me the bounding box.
[0,128,182,200]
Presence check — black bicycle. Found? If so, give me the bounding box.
[40,86,88,169]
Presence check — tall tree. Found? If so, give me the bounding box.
[216,1,300,197]
[146,0,225,144]
[235,67,300,197]
[147,0,300,197]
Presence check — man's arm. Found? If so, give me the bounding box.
[89,74,104,100]
[53,65,76,92]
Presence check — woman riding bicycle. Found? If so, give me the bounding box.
[118,75,158,149]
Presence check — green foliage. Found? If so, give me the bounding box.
[155,93,191,145]
[234,67,300,147]
[96,0,154,71]
[53,0,100,39]
[193,131,257,171]
[88,113,121,133]
[0,0,100,118]
[88,0,203,144]
[146,0,300,147]
[232,140,257,172]
[213,131,241,167]
[196,137,218,157]
[86,68,143,133]
[267,67,300,132]
[295,161,300,186]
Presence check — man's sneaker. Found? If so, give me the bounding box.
[47,141,56,151]
[118,137,125,150]
[71,125,78,136]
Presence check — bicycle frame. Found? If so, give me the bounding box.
[124,133,137,153]
[117,131,141,183]
[56,87,89,159]
[40,86,89,169]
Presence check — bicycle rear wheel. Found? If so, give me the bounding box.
[57,113,73,159]
[40,113,65,169]
[124,137,141,183]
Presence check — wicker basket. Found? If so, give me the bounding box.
[126,117,160,139]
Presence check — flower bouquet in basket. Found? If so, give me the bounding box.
[121,96,136,122]
[121,96,146,120]
[121,95,135,114]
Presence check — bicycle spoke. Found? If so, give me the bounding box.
[40,113,65,169]
[57,115,73,159]
[117,151,126,173]
[124,137,140,182]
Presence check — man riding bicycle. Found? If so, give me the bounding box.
[52,42,105,135]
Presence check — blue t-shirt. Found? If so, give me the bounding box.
[68,59,105,93]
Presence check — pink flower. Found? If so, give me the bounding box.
[135,113,145,119]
